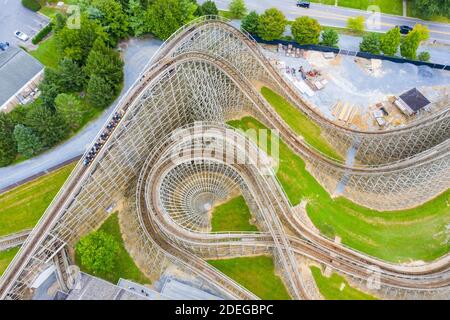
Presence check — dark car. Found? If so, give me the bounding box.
[397,25,413,35]
[296,1,310,8]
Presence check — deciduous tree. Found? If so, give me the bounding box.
[291,16,321,45]
[146,0,197,40]
[380,27,401,56]
[91,0,129,46]
[56,14,106,63]
[257,8,287,41]
[76,231,119,274]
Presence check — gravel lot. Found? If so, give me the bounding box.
[265,49,450,122]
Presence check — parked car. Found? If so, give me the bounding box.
[14,31,29,42]
[397,25,413,35]
[296,1,310,8]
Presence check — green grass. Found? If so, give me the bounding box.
[75,212,151,285]
[310,266,377,300]
[211,196,258,232]
[0,163,76,237]
[39,6,63,18]
[30,36,61,69]
[309,0,403,15]
[228,116,450,263]
[0,247,20,276]
[208,256,291,300]
[260,87,344,161]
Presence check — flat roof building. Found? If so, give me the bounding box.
[0,46,44,112]
[394,88,431,116]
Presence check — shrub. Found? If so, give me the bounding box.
[32,23,53,45]
[359,33,381,54]
[347,16,365,34]
[21,0,41,12]
[198,0,219,16]
[418,51,431,62]
[321,28,339,47]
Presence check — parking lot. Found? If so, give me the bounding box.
[0,1,49,47]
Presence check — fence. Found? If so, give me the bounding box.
[251,35,450,71]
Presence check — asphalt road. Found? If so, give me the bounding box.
[0,36,163,190]
[0,0,49,46]
[204,0,450,43]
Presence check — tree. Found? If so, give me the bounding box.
[127,0,150,36]
[53,12,67,32]
[418,51,431,62]
[84,39,124,92]
[146,0,197,40]
[228,0,246,19]
[321,28,339,47]
[359,33,381,54]
[411,0,450,19]
[86,75,115,108]
[39,68,63,109]
[57,58,86,92]
[55,93,85,131]
[291,16,321,45]
[75,231,119,274]
[257,8,287,41]
[25,104,69,148]
[91,0,130,46]
[13,124,42,158]
[412,24,430,42]
[198,0,218,16]
[241,10,259,34]
[347,16,365,34]
[380,27,401,56]
[400,30,421,60]
[0,113,17,167]
[56,14,106,63]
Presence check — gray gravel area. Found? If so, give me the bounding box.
[265,49,450,121]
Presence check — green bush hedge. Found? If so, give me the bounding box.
[21,0,41,12]
[32,23,53,45]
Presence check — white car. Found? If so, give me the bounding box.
[14,30,29,42]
